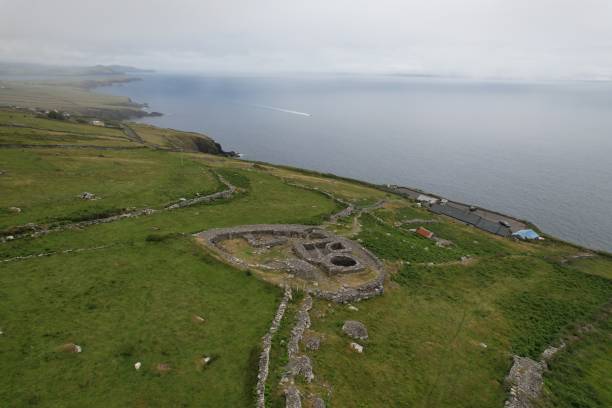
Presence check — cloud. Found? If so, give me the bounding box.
[1,0,612,79]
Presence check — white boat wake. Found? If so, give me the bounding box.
[247,103,311,117]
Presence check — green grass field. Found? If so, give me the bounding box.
[0,79,143,118]
[0,108,610,407]
[0,148,221,229]
[537,313,612,408]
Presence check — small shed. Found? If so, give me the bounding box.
[512,229,541,240]
[416,227,434,239]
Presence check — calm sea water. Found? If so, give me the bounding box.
[99,74,612,252]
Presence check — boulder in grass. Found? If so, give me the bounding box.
[342,320,368,340]
[350,342,364,353]
[8,207,21,214]
[79,192,97,200]
[304,335,322,351]
[57,343,82,353]
[196,355,214,370]
[192,314,205,324]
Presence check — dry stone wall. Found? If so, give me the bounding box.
[281,295,315,407]
[256,285,292,408]
[1,171,237,243]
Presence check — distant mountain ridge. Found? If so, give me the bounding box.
[0,62,153,77]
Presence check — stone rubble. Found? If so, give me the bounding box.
[284,386,302,408]
[256,285,292,408]
[540,342,566,363]
[504,356,544,408]
[79,192,97,200]
[281,295,315,407]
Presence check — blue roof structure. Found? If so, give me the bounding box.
[512,229,540,240]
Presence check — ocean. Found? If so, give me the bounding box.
[98,74,612,252]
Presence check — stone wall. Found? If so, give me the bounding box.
[1,172,237,243]
[281,295,315,407]
[256,285,292,408]
[313,271,385,303]
[165,174,236,209]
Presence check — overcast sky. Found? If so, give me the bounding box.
[1,0,612,79]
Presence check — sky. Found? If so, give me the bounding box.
[1,0,612,79]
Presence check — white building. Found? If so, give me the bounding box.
[416,194,439,205]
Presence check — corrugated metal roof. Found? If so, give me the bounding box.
[431,204,511,237]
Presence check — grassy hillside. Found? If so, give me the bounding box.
[0,108,610,407]
[127,123,226,155]
[0,79,145,119]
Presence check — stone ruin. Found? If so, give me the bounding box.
[195,224,385,303]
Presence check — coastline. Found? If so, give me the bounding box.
[246,161,611,256]
[91,82,610,255]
